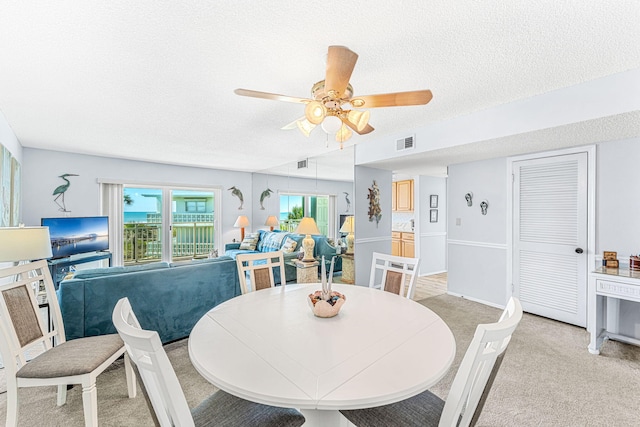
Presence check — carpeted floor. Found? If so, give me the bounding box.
[0,294,638,426]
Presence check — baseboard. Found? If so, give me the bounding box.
[418,269,447,277]
[445,291,505,310]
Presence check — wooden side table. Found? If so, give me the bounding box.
[341,254,355,284]
[294,259,319,283]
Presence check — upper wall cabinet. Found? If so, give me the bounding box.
[392,179,414,212]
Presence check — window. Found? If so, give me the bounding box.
[121,186,220,265]
[279,193,335,237]
[185,200,206,212]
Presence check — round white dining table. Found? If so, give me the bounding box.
[188,283,456,426]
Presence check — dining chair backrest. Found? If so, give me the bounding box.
[112,297,194,427]
[439,297,523,427]
[369,252,420,299]
[0,260,66,376]
[236,251,286,294]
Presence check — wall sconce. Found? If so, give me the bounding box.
[480,200,489,215]
[465,192,473,207]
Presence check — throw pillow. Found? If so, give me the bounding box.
[281,237,298,253]
[258,231,289,252]
[239,232,260,250]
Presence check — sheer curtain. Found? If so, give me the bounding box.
[99,182,124,266]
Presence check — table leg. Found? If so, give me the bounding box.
[300,409,350,427]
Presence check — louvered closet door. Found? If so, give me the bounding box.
[513,152,587,327]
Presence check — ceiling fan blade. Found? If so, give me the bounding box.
[341,117,374,135]
[234,88,310,104]
[351,90,433,108]
[324,46,358,98]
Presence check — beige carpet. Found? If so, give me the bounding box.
[0,294,638,426]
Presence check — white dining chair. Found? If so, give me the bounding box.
[0,260,136,427]
[341,297,523,427]
[236,251,287,294]
[369,252,420,299]
[112,297,306,427]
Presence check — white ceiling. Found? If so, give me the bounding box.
[1,1,639,181]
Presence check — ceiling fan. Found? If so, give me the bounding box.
[234,45,433,146]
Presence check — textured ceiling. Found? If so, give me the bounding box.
[0,1,639,181]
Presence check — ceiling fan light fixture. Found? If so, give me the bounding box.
[321,115,343,134]
[347,109,370,132]
[336,124,352,143]
[304,101,326,125]
[296,119,316,137]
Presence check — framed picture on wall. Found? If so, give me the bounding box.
[430,209,438,223]
[430,194,438,208]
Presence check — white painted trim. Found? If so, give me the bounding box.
[447,239,507,250]
[506,144,596,308]
[445,291,505,310]
[419,232,447,238]
[356,236,391,244]
[419,269,447,277]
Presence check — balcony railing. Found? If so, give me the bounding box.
[124,222,215,264]
[279,219,301,232]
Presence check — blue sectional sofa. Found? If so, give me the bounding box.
[57,256,240,343]
[224,229,342,283]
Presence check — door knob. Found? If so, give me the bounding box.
[575,248,584,254]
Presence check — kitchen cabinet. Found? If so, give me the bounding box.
[392,231,414,257]
[392,179,413,212]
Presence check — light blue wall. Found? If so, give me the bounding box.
[446,157,508,306]
[354,166,393,286]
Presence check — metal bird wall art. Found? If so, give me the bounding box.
[228,186,244,210]
[52,173,79,212]
[344,192,351,212]
[259,188,273,210]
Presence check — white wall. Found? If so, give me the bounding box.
[447,157,508,306]
[22,148,252,248]
[596,137,640,338]
[0,110,21,164]
[354,165,393,285]
[417,175,447,275]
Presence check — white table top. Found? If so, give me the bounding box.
[188,284,456,411]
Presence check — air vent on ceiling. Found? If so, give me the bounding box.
[396,135,415,151]
[297,159,308,169]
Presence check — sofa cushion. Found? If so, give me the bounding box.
[258,231,290,252]
[281,237,298,253]
[73,262,170,279]
[239,232,260,250]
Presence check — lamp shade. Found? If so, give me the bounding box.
[321,115,343,134]
[0,226,53,262]
[347,110,370,132]
[264,216,279,228]
[336,124,352,143]
[233,215,250,228]
[339,216,355,233]
[294,217,321,236]
[304,101,326,125]
[296,118,316,137]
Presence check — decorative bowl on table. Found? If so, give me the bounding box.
[308,291,346,318]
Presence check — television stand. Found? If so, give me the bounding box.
[47,252,112,289]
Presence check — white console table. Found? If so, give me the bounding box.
[588,267,640,354]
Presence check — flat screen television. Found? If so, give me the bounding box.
[41,216,109,259]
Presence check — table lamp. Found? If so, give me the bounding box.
[264,215,279,231]
[339,216,355,254]
[294,217,321,262]
[0,226,53,265]
[233,215,250,240]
